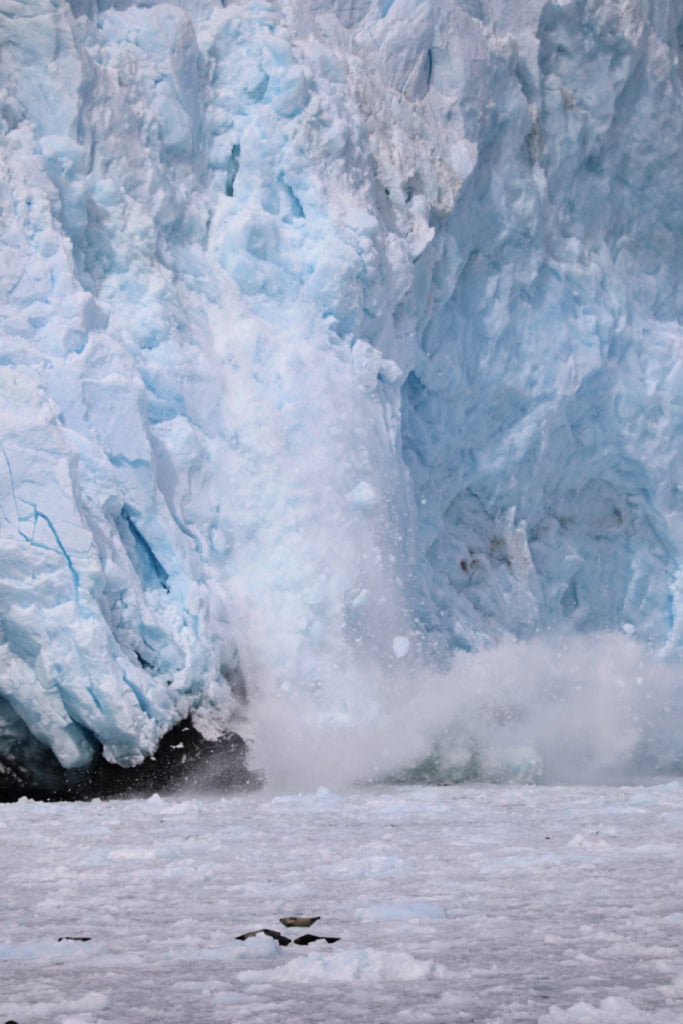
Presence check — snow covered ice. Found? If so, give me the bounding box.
[3,783,683,1022]
[3,0,683,785]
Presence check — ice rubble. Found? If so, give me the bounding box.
[3,783,683,1019]
[1,0,683,783]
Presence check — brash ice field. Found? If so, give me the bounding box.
[3,784,683,1024]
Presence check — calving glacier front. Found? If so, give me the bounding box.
[1,0,682,792]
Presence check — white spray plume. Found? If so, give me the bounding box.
[245,631,683,792]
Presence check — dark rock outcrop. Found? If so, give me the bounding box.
[0,712,260,802]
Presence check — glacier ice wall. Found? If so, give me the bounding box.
[2,0,683,784]
[402,0,683,654]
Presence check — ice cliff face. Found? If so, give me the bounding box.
[1,0,683,787]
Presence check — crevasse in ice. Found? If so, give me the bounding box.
[1,0,683,779]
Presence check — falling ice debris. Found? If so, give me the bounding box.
[392,636,410,659]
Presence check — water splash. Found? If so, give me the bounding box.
[246,632,683,790]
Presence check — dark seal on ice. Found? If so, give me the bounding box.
[236,929,291,946]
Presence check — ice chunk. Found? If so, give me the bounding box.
[392,636,410,659]
[346,482,379,510]
[354,902,447,922]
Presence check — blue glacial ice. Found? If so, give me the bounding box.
[2,0,683,785]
